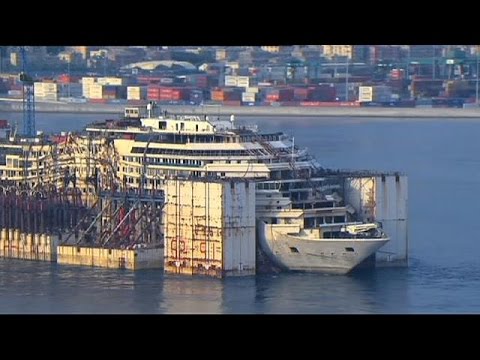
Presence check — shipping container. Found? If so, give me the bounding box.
[57,74,80,84]
[185,74,208,88]
[137,76,160,85]
[293,87,309,101]
[308,85,336,102]
[264,88,294,102]
[242,92,256,103]
[211,88,241,101]
[390,69,405,80]
[82,77,96,84]
[160,77,175,85]
[127,86,147,100]
[358,85,392,102]
[236,76,250,88]
[224,75,238,87]
[411,79,444,98]
[96,77,126,86]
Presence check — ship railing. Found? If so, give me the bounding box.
[319,168,405,177]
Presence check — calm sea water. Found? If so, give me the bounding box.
[1,112,480,314]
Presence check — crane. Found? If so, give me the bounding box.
[19,47,35,137]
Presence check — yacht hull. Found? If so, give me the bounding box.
[257,222,389,274]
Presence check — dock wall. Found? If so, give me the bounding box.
[57,245,163,270]
[2,99,480,117]
[0,229,58,261]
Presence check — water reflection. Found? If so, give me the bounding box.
[252,269,409,314]
[159,275,223,314]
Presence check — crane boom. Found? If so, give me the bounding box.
[20,47,35,137]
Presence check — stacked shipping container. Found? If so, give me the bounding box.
[147,86,190,101]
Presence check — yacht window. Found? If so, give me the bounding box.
[345,247,354,252]
[289,247,299,253]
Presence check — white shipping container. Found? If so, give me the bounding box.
[81,77,97,84]
[97,77,125,86]
[225,62,239,70]
[242,92,256,102]
[82,81,101,98]
[358,86,373,102]
[35,91,59,97]
[246,87,259,94]
[89,88,103,94]
[88,84,103,92]
[224,75,238,87]
[35,82,58,90]
[87,84,104,99]
[236,76,250,88]
[127,86,146,100]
